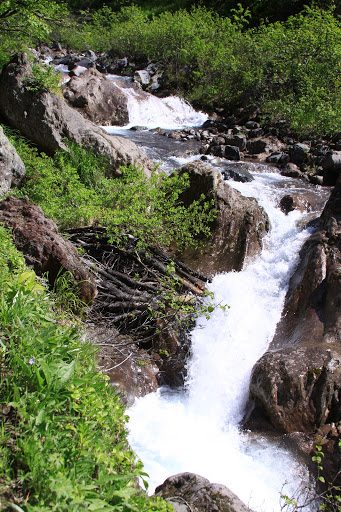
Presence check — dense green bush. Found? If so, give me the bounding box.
[57,4,341,135]
[5,132,216,249]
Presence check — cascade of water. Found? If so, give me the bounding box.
[105,76,208,129]
[128,171,316,511]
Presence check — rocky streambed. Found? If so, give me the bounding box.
[0,47,340,512]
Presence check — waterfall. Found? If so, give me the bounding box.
[128,171,316,511]
[105,75,208,129]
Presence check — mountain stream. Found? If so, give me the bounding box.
[102,79,330,512]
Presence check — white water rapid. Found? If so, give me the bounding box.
[128,172,315,511]
[105,75,208,130]
[99,79,328,511]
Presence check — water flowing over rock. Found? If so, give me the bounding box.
[173,160,270,276]
[248,176,341,433]
[63,68,129,126]
[0,53,153,175]
[0,126,26,196]
[0,197,97,304]
[155,473,253,512]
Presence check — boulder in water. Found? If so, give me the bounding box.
[248,176,341,433]
[173,160,269,276]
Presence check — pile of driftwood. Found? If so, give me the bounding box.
[67,227,209,346]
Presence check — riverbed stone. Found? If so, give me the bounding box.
[288,143,310,165]
[155,473,253,512]
[0,125,26,196]
[173,160,269,276]
[0,52,153,176]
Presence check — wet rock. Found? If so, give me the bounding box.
[224,134,247,151]
[63,68,129,126]
[0,197,97,304]
[209,144,240,161]
[249,345,341,433]
[0,126,26,196]
[279,194,312,214]
[320,151,341,186]
[288,143,310,165]
[134,69,151,88]
[221,167,253,183]
[266,151,289,165]
[155,473,253,512]
[0,53,153,176]
[248,177,341,433]
[173,160,269,276]
[246,138,267,154]
[280,162,304,179]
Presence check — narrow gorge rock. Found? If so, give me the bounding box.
[0,197,97,304]
[0,126,26,196]
[248,177,341,434]
[0,53,153,176]
[174,160,270,276]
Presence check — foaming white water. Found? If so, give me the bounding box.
[128,171,314,511]
[105,77,208,129]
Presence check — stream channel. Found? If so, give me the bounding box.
[101,78,330,512]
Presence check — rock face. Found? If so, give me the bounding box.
[0,197,97,304]
[63,68,129,126]
[248,177,341,433]
[0,53,153,176]
[0,126,26,196]
[155,473,252,512]
[174,160,269,276]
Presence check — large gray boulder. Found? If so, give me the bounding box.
[0,126,26,196]
[63,68,129,126]
[174,160,269,276]
[0,53,153,176]
[155,473,253,512]
[248,176,341,433]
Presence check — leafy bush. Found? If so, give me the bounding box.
[23,61,63,96]
[5,132,216,250]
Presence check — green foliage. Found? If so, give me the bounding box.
[0,264,173,511]
[0,0,67,69]
[0,225,26,293]
[6,132,216,250]
[23,61,62,96]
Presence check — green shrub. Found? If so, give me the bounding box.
[5,132,216,250]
